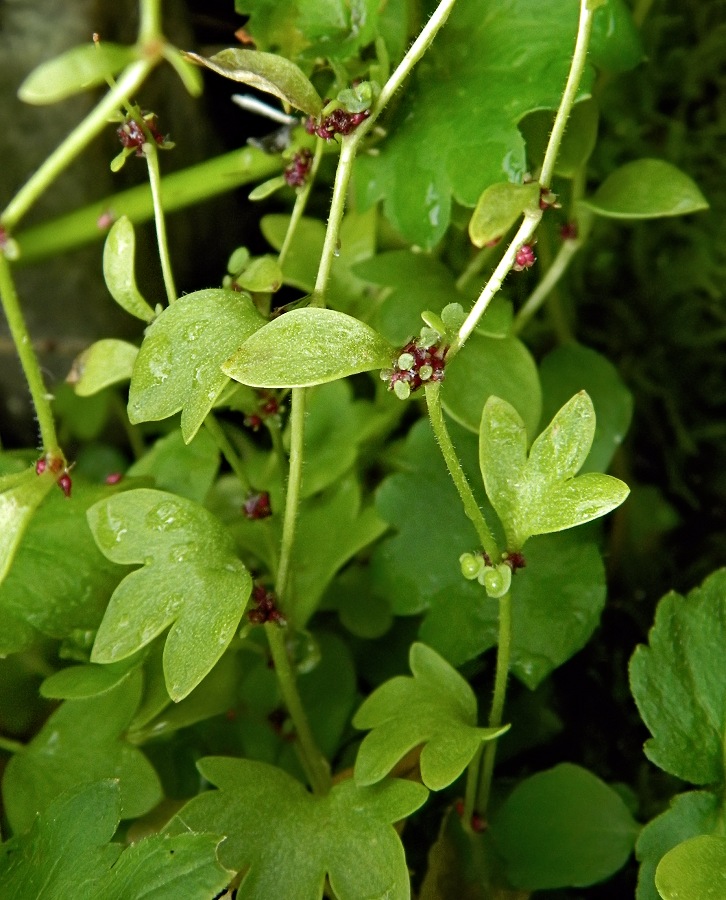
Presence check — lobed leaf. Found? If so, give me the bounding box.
[655,835,726,900]
[222,308,394,388]
[184,48,322,116]
[166,757,428,900]
[353,643,507,789]
[18,43,136,105]
[128,288,266,443]
[88,488,252,701]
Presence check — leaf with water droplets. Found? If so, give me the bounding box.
[480,392,629,549]
[87,488,252,701]
[128,289,266,443]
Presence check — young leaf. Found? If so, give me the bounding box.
[67,339,138,396]
[40,658,140,700]
[480,392,629,549]
[353,643,508,790]
[491,763,639,889]
[18,43,136,105]
[0,466,55,587]
[2,671,161,834]
[580,159,709,219]
[468,182,539,247]
[630,569,726,785]
[184,49,323,117]
[128,288,266,443]
[166,757,428,899]
[103,217,156,323]
[87,488,252,701]
[222,308,394,388]
[235,254,283,293]
[0,780,231,900]
[655,835,726,900]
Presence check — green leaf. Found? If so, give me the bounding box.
[222,308,394,388]
[0,780,231,899]
[2,672,161,834]
[630,569,726,784]
[442,333,541,441]
[297,0,381,62]
[491,763,639,889]
[102,216,156,323]
[184,48,323,116]
[580,159,709,219]
[166,757,428,899]
[248,175,287,201]
[480,392,630,549]
[636,792,721,900]
[41,657,140,700]
[128,288,266,443]
[538,343,633,473]
[68,339,138,396]
[353,643,507,789]
[469,182,540,247]
[590,0,644,73]
[419,530,606,687]
[18,43,136,105]
[298,380,361,497]
[87,488,252,701]
[126,428,220,504]
[235,254,283,293]
[0,478,130,656]
[0,466,55,588]
[520,99,600,179]
[656,835,726,900]
[355,0,592,248]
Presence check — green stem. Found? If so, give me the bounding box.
[265,622,331,795]
[139,0,163,43]
[513,235,582,334]
[111,393,145,460]
[0,735,25,754]
[279,142,324,269]
[0,254,59,453]
[144,142,177,304]
[451,0,596,357]
[274,387,306,607]
[475,590,512,815]
[455,242,499,293]
[204,413,250,490]
[14,148,282,265]
[425,382,498,562]
[1,59,155,232]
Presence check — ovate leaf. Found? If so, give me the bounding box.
[491,763,639,889]
[655,835,726,900]
[68,339,138,396]
[2,672,160,834]
[580,159,709,219]
[223,308,394,388]
[166,757,428,900]
[629,569,726,784]
[353,642,507,790]
[88,488,252,701]
[103,216,155,323]
[184,49,322,116]
[128,288,265,443]
[18,43,136,105]
[469,182,540,247]
[480,392,629,549]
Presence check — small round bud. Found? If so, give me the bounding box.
[393,380,411,400]
[418,364,434,382]
[459,552,484,580]
[481,563,512,598]
[397,352,415,371]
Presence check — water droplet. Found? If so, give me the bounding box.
[333,239,341,258]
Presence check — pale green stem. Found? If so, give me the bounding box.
[264,622,332,795]
[452,0,596,356]
[513,236,582,334]
[0,735,24,754]
[274,387,306,607]
[139,0,163,43]
[204,413,250,490]
[455,242,499,293]
[475,591,512,815]
[1,59,155,232]
[425,382,498,562]
[0,254,59,454]
[144,142,177,304]
[279,142,324,269]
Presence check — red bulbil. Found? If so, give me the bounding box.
[243,490,272,520]
[560,221,578,241]
[57,472,72,498]
[284,148,313,187]
[248,584,286,626]
[117,114,166,156]
[502,550,526,571]
[305,107,370,141]
[513,244,536,271]
[105,472,124,485]
[470,812,487,833]
[35,459,47,475]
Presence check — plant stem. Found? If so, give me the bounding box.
[139,0,163,44]
[279,142,324,269]
[0,735,25,754]
[425,382,498,562]
[1,59,155,232]
[204,413,250,490]
[513,235,582,334]
[0,254,59,454]
[451,0,597,356]
[264,622,331,795]
[274,387,306,608]
[475,590,512,815]
[144,143,177,304]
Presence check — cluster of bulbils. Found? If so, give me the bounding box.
[381,336,448,400]
[35,454,73,497]
[459,550,526,598]
[247,584,285,626]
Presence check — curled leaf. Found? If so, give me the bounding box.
[18,43,136,105]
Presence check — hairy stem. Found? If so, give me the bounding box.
[0,254,59,454]
[425,382,499,562]
[513,235,582,334]
[274,387,306,608]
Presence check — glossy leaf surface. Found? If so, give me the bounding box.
[353,643,507,789]
[18,43,136,105]
[88,488,251,701]
[128,288,265,443]
[223,308,394,388]
[656,835,726,900]
[167,757,428,899]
